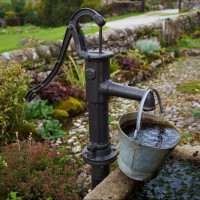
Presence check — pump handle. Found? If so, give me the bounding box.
[26,8,105,102]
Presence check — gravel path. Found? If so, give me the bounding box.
[53,56,200,196]
[106,9,185,29]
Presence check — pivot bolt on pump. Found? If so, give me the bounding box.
[25,8,157,189]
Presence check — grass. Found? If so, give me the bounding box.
[0,25,108,53]
[147,10,193,16]
[106,12,143,22]
[177,80,200,94]
[160,10,193,16]
[178,37,200,49]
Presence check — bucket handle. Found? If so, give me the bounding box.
[133,89,166,139]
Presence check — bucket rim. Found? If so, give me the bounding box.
[118,111,181,150]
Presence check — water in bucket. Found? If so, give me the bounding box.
[118,89,181,181]
[122,122,180,148]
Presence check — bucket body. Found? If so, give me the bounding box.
[118,112,180,181]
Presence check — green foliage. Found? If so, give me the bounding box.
[6,192,22,200]
[126,49,148,66]
[35,0,83,27]
[0,63,32,136]
[63,56,85,91]
[22,61,33,70]
[166,46,181,58]
[110,59,120,73]
[178,37,200,49]
[134,39,161,55]
[25,100,53,121]
[181,133,190,138]
[10,0,26,17]
[161,36,166,47]
[145,2,151,11]
[192,107,200,119]
[81,0,101,11]
[177,81,200,94]
[40,119,67,139]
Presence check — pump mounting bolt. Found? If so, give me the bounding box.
[86,68,96,80]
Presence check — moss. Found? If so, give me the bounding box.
[52,109,69,124]
[177,81,200,94]
[12,124,42,141]
[53,97,84,116]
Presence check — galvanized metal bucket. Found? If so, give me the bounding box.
[118,89,181,181]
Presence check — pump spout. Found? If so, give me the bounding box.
[100,80,156,111]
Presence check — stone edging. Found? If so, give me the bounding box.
[0,11,200,65]
[84,145,200,200]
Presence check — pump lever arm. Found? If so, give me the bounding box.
[25,8,105,102]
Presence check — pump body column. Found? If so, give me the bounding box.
[82,51,117,188]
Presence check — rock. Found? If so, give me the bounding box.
[9,50,28,62]
[0,55,8,64]
[24,48,39,61]
[25,27,34,32]
[72,145,82,153]
[83,23,91,30]
[84,168,139,200]
[36,45,52,58]
[1,29,8,34]
[1,52,11,60]
[14,29,22,34]
[18,38,32,46]
[182,48,200,56]
[173,146,200,165]
[67,138,75,145]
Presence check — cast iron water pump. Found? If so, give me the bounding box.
[26,8,156,189]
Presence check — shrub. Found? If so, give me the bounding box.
[0,140,80,200]
[0,63,32,136]
[25,100,53,120]
[117,56,141,70]
[40,120,67,139]
[39,81,70,104]
[134,39,161,55]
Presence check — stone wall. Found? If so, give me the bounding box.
[0,11,200,65]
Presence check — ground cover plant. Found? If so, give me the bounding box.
[177,80,200,94]
[0,140,80,200]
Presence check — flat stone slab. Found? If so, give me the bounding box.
[84,167,139,200]
[172,145,200,165]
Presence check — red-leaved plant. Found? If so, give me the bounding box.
[0,140,80,200]
[117,57,141,70]
[36,76,85,103]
